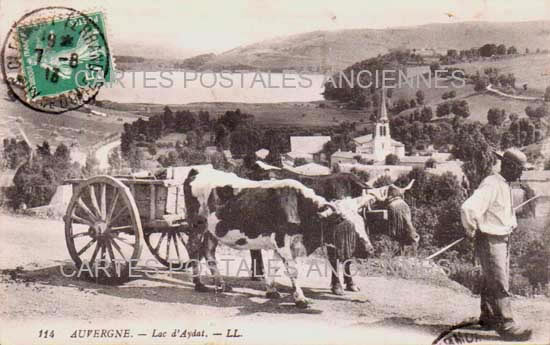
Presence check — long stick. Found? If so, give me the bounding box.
[426,237,465,260]
[425,194,541,261]
[513,194,541,211]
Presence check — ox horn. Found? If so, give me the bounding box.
[394,179,415,193]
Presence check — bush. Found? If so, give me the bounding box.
[147,144,158,156]
[373,174,393,187]
[425,158,436,168]
[385,153,400,165]
[446,259,481,294]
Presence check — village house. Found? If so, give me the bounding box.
[330,150,358,168]
[284,135,331,165]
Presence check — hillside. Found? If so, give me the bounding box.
[200,21,550,71]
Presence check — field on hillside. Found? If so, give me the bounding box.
[391,78,475,104]
[100,100,369,127]
[462,92,542,122]
[452,54,550,92]
[0,85,144,154]
[392,75,543,123]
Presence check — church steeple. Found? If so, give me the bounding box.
[374,88,390,140]
[379,87,389,123]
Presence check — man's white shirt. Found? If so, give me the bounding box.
[461,174,516,236]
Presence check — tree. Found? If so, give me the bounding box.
[12,160,56,208]
[385,153,400,165]
[108,148,123,172]
[198,110,210,126]
[436,102,451,117]
[479,43,497,57]
[545,87,550,102]
[127,145,144,171]
[162,106,175,132]
[3,138,30,169]
[429,62,440,76]
[452,123,495,190]
[81,154,101,177]
[415,90,425,105]
[420,106,433,122]
[373,174,393,187]
[474,76,489,92]
[526,105,548,120]
[496,44,507,55]
[507,46,518,55]
[54,143,70,163]
[350,168,370,182]
[425,158,436,169]
[214,123,230,149]
[36,141,51,157]
[487,108,506,126]
[447,49,458,58]
[230,125,261,156]
[451,100,470,118]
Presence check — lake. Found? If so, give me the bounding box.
[98,71,327,104]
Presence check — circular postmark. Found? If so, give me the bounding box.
[432,319,499,345]
[1,6,112,114]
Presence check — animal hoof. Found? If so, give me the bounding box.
[346,284,360,292]
[295,299,312,309]
[266,291,282,299]
[331,285,344,296]
[194,283,211,293]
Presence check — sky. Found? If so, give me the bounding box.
[2,0,550,58]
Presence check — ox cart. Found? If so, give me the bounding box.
[63,167,199,282]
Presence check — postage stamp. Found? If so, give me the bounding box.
[1,7,112,113]
[1,1,550,345]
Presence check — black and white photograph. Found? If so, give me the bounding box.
[1,1,550,344]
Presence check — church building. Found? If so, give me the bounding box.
[353,89,405,162]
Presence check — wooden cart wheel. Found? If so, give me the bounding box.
[144,228,191,269]
[64,176,143,284]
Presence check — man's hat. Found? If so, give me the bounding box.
[493,148,533,170]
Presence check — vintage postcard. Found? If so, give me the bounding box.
[1,1,550,344]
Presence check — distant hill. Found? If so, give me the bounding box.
[199,21,550,71]
[114,53,216,71]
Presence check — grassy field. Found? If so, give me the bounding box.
[0,85,144,153]
[99,99,369,127]
[462,92,542,122]
[452,53,550,93]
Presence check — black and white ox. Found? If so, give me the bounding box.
[249,164,419,295]
[183,168,375,308]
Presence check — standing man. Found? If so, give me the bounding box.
[461,148,532,341]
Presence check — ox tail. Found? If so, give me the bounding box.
[330,221,357,260]
[387,198,411,238]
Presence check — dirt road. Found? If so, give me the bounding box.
[1,213,549,345]
[94,140,121,170]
